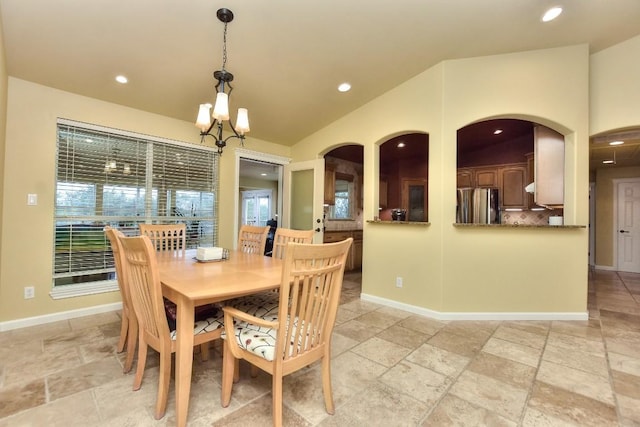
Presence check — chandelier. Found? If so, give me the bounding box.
[195,8,249,155]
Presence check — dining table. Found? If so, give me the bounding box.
[157,248,283,427]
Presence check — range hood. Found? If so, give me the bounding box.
[524,182,535,193]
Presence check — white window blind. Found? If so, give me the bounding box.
[54,120,219,288]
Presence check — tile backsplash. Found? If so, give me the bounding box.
[501,209,563,225]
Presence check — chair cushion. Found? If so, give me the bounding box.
[222,291,280,361]
[165,299,225,340]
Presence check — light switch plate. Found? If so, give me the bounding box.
[27,194,38,205]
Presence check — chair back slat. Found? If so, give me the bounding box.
[271,228,314,259]
[238,225,270,254]
[104,226,132,307]
[277,238,352,361]
[139,223,186,256]
[119,235,169,342]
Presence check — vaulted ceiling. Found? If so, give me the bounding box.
[2,0,640,148]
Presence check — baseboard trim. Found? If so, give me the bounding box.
[594,264,616,271]
[0,302,123,332]
[360,293,588,321]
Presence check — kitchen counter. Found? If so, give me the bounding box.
[453,223,586,229]
[366,220,430,226]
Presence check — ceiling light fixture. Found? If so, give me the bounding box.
[338,82,351,92]
[493,129,503,135]
[542,6,563,22]
[609,140,624,146]
[397,142,406,148]
[195,8,250,155]
[115,75,128,84]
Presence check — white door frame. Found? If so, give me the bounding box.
[589,182,595,267]
[234,148,290,249]
[612,177,640,272]
[283,158,325,243]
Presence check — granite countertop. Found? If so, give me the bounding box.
[366,220,430,226]
[453,223,586,229]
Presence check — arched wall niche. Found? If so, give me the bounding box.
[377,132,429,222]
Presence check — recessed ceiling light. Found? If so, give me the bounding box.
[602,160,615,164]
[260,173,267,176]
[542,6,562,22]
[115,75,128,84]
[337,82,351,92]
[609,140,624,146]
[493,129,503,135]
[397,142,406,148]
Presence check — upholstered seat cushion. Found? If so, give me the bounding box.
[169,311,225,341]
[223,291,281,361]
[223,291,314,362]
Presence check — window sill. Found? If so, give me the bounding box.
[50,280,119,300]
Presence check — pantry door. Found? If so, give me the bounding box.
[282,159,324,243]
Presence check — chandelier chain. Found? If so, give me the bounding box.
[222,22,228,71]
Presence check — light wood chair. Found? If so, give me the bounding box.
[271,228,314,259]
[104,226,137,373]
[139,223,186,256]
[118,234,224,419]
[237,224,270,254]
[221,238,353,426]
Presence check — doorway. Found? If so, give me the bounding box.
[615,178,640,273]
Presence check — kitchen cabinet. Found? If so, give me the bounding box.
[500,165,527,209]
[324,165,335,205]
[456,163,528,210]
[534,126,564,207]
[475,168,499,188]
[457,169,473,188]
[379,178,388,208]
[323,230,362,271]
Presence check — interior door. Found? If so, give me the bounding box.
[283,159,324,243]
[617,180,640,273]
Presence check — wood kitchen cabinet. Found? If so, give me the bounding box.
[324,165,335,205]
[457,169,473,188]
[474,168,499,188]
[456,163,528,210]
[379,178,388,208]
[323,230,362,271]
[500,165,527,209]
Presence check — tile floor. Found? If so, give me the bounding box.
[1,270,639,426]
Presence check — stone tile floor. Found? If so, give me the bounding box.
[1,270,639,426]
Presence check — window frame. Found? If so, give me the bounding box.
[51,119,219,299]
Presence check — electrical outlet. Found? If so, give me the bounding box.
[396,277,403,288]
[24,286,35,299]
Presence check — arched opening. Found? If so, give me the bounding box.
[456,118,564,225]
[378,133,429,222]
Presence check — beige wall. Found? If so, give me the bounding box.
[0,9,8,306]
[590,35,640,136]
[292,45,590,315]
[594,167,640,267]
[0,78,289,323]
[590,35,640,268]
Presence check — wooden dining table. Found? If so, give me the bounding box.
[157,249,283,427]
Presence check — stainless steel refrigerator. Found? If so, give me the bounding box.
[456,188,500,224]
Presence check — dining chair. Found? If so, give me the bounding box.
[139,222,217,358]
[118,234,225,419]
[270,227,314,259]
[237,224,270,254]
[139,223,186,256]
[104,226,137,373]
[221,238,353,426]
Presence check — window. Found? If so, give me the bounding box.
[241,190,272,226]
[328,173,354,219]
[53,120,219,294]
